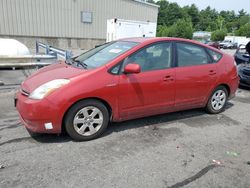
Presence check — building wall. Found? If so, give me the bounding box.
[0,0,158,40]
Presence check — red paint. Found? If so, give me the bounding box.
[16,38,239,134]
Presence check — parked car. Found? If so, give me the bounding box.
[219,40,237,49]
[206,41,220,49]
[235,43,250,87]
[219,40,231,48]
[238,63,250,87]
[15,38,239,141]
[224,42,237,49]
[234,45,250,65]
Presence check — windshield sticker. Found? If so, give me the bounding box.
[109,49,122,53]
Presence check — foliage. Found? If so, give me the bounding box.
[158,19,193,39]
[235,23,250,37]
[211,30,227,41]
[146,0,156,4]
[155,0,250,40]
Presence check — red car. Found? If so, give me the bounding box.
[207,41,220,49]
[16,38,239,141]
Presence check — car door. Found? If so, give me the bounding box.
[118,42,176,120]
[174,42,218,110]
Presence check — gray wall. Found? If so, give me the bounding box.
[0,0,158,39]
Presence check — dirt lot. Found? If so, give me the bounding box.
[0,50,250,188]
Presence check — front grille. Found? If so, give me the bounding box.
[21,88,30,96]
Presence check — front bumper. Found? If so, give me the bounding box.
[15,91,62,133]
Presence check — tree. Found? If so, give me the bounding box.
[158,19,193,39]
[197,6,219,31]
[183,4,200,29]
[146,0,156,4]
[216,16,225,30]
[211,30,227,41]
[238,9,247,17]
[156,1,187,26]
[235,23,250,37]
[157,25,169,37]
[156,1,250,38]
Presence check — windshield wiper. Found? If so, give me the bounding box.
[66,59,88,69]
[65,59,73,65]
[73,60,88,69]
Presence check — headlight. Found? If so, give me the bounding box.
[29,79,70,100]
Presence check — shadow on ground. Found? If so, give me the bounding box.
[0,102,235,145]
[239,85,250,91]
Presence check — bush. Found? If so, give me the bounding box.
[235,23,250,37]
[157,19,193,39]
[211,30,227,41]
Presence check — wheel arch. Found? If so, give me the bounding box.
[206,83,231,105]
[61,97,113,133]
[218,83,230,96]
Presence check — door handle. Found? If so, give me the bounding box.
[163,75,174,81]
[209,70,216,75]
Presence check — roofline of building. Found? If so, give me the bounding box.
[132,0,160,8]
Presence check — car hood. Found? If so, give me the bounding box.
[21,61,86,92]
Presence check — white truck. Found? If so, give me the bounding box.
[106,18,157,42]
[224,36,250,46]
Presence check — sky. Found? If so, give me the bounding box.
[167,0,250,14]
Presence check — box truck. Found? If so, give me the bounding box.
[106,18,157,42]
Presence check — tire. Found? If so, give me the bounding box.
[205,86,228,114]
[65,99,109,141]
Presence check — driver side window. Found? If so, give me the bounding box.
[124,42,172,72]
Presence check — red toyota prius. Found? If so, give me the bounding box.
[15,38,239,141]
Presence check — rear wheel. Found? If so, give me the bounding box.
[206,86,228,114]
[65,100,109,141]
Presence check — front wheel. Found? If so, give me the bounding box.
[205,86,228,114]
[65,100,109,141]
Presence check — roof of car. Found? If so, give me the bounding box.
[120,37,196,43]
[119,37,222,53]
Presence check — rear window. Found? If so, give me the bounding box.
[207,49,222,63]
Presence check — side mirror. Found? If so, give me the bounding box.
[123,64,141,74]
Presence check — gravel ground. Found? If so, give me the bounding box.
[0,49,250,188]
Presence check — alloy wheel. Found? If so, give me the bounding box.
[73,106,103,136]
[211,89,226,111]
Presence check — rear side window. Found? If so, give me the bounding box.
[207,49,222,63]
[176,43,210,67]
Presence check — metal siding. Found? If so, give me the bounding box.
[6,0,13,35]
[0,0,158,39]
[0,0,8,34]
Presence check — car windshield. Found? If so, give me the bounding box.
[74,41,138,69]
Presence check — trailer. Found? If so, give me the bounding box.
[224,36,250,47]
[106,18,157,42]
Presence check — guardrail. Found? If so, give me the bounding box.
[36,41,72,60]
[0,55,56,68]
[0,42,72,69]
[0,61,52,68]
